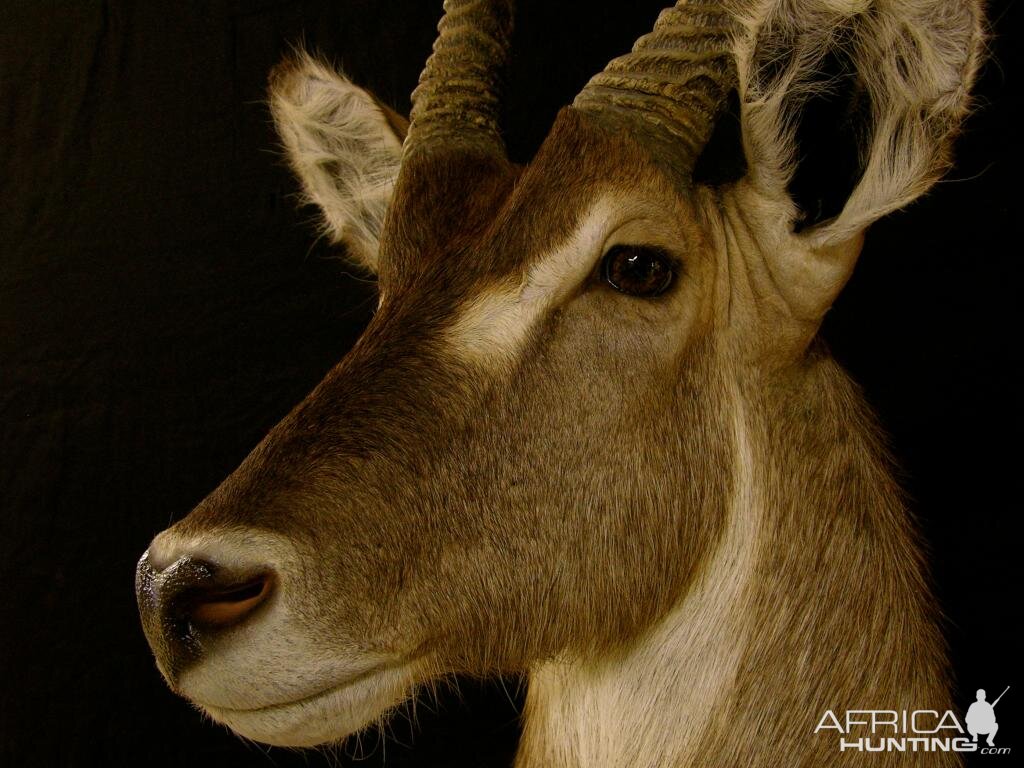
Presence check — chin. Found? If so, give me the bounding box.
[198,662,421,747]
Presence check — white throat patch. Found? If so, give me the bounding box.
[521,388,762,767]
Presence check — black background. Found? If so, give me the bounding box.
[1,1,1019,766]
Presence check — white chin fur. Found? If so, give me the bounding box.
[200,662,419,747]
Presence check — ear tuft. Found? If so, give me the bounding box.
[730,0,984,245]
[269,52,406,272]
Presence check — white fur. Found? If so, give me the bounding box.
[148,528,415,746]
[521,388,762,767]
[730,0,982,245]
[270,53,403,271]
[445,198,616,363]
[201,660,422,747]
[149,3,983,754]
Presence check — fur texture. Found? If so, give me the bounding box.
[269,53,406,271]
[730,0,983,245]
[137,2,984,765]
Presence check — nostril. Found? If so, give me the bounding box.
[185,573,274,628]
[136,552,277,682]
[161,563,274,633]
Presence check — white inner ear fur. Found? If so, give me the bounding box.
[731,0,982,246]
[270,53,404,273]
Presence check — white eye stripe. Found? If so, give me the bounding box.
[520,199,613,303]
[444,197,617,363]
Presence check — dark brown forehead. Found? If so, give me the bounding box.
[377,108,689,300]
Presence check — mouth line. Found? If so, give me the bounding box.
[202,662,392,715]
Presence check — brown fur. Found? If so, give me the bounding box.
[139,1,982,764]
[175,112,734,673]
[690,355,955,766]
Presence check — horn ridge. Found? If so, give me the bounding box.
[407,0,514,158]
[573,1,738,174]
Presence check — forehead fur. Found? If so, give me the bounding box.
[378,109,696,296]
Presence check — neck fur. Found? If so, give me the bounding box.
[515,356,955,768]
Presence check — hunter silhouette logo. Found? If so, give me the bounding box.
[966,686,1009,747]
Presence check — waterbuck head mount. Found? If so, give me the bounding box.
[136,0,981,750]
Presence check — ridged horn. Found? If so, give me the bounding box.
[406,0,514,158]
[573,1,738,174]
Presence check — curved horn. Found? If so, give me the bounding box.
[406,0,514,158]
[573,1,737,175]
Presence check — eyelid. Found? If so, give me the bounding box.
[599,213,685,267]
[610,243,681,272]
[591,242,684,286]
[519,202,682,304]
[600,245,678,299]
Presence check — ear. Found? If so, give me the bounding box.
[269,53,407,273]
[729,0,983,320]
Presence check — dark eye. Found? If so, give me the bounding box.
[601,245,675,297]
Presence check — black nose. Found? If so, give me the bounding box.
[135,552,273,683]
